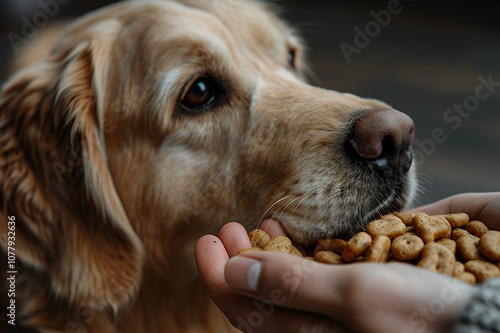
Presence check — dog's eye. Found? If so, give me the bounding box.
[181,76,221,111]
[287,49,296,69]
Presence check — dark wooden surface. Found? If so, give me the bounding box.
[1,1,499,206]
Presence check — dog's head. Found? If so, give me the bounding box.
[0,0,416,323]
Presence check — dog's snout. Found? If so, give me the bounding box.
[348,109,415,176]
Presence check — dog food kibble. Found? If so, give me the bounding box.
[455,271,477,284]
[453,262,465,275]
[417,243,455,275]
[364,235,391,263]
[393,212,415,225]
[456,235,483,261]
[238,247,263,254]
[412,214,451,243]
[290,246,303,257]
[465,220,489,237]
[464,260,500,283]
[263,235,292,253]
[366,218,406,240]
[436,238,457,255]
[452,228,471,241]
[342,232,372,263]
[478,231,500,261]
[314,238,346,255]
[248,229,271,248]
[441,213,469,228]
[315,250,343,264]
[240,212,500,284]
[391,233,424,261]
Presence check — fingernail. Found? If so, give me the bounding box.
[225,256,262,292]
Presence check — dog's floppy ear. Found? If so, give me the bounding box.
[0,21,143,312]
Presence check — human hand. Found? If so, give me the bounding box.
[195,213,495,333]
[195,192,499,333]
[196,220,350,333]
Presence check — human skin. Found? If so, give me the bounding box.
[195,192,500,333]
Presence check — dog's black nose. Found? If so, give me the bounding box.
[348,109,415,177]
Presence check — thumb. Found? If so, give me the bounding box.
[224,252,351,320]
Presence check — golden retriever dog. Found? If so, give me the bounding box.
[0,0,417,332]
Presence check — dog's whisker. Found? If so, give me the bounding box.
[411,172,431,207]
[268,196,299,223]
[253,195,295,234]
[289,194,311,220]
[276,195,307,224]
[357,187,400,231]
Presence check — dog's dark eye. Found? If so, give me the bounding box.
[181,76,221,111]
[287,49,296,69]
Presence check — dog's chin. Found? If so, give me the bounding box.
[275,185,413,245]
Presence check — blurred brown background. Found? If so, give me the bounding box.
[1,0,499,206]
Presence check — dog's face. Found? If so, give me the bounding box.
[96,0,416,242]
[0,0,416,325]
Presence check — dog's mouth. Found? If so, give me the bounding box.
[265,183,412,245]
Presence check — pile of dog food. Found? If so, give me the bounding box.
[240,212,500,284]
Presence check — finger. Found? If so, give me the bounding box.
[195,234,230,289]
[225,252,353,319]
[219,222,252,257]
[195,234,254,321]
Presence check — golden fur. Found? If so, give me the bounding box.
[0,1,416,332]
